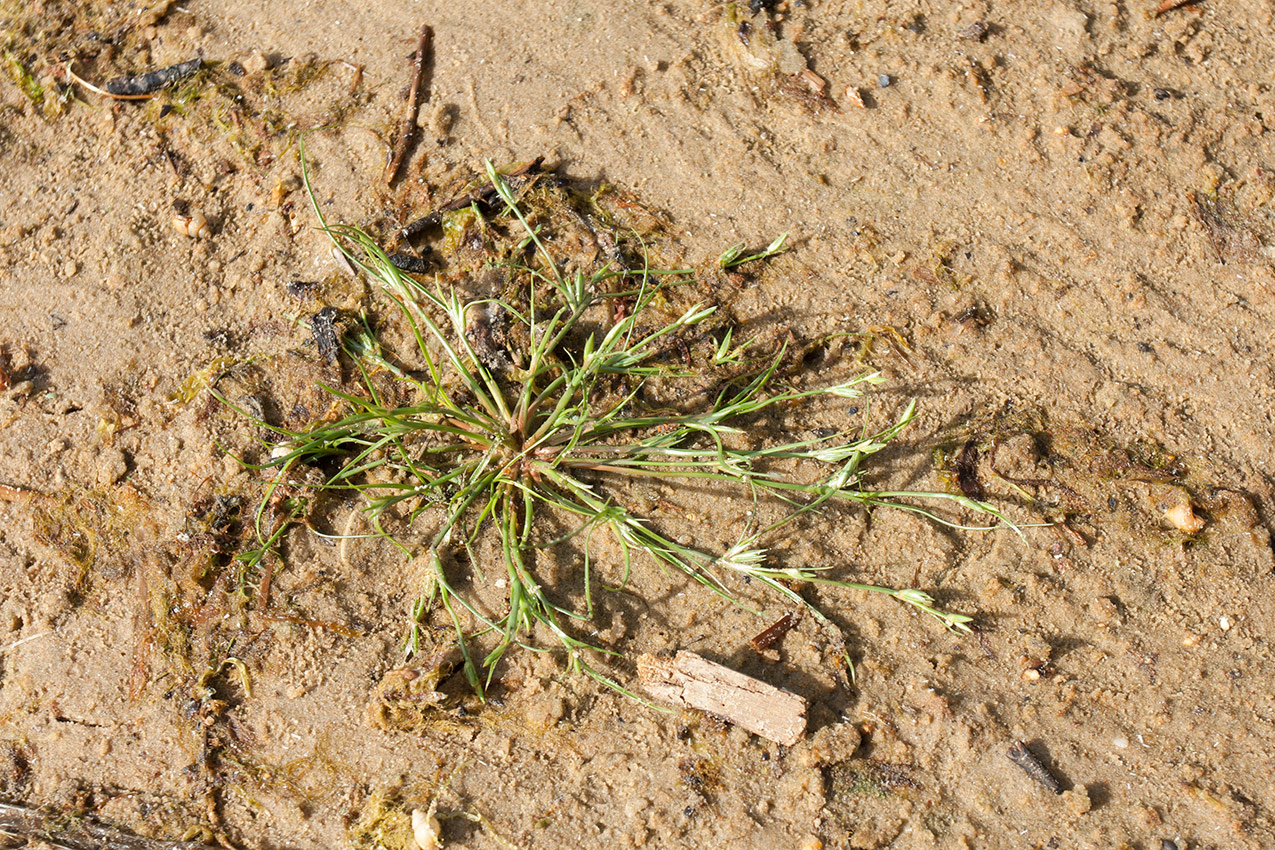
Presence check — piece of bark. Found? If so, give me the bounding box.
[637,650,807,746]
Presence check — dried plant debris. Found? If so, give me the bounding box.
[721,3,837,110]
[32,484,152,582]
[384,24,433,186]
[1188,190,1267,264]
[0,801,214,850]
[367,646,473,735]
[4,0,370,172]
[749,609,802,652]
[348,791,418,850]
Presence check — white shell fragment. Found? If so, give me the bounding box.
[173,211,211,239]
[412,807,441,850]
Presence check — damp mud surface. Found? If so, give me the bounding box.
[2,1,1274,848]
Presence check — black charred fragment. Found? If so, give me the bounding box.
[954,440,984,499]
[104,57,202,96]
[388,252,431,274]
[286,280,319,299]
[309,307,340,364]
[1007,741,1064,794]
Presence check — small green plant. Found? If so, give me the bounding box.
[718,232,789,269]
[236,159,1008,695]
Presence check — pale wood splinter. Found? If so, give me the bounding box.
[637,650,808,746]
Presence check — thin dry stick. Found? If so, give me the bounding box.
[0,802,214,850]
[385,24,433,186]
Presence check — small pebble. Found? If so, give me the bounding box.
[96,448,129,486]
[1219,615,1232,631]
[1160,840,1178,850]
[1112,736,1129,749]
[878,73,891,87]
[243,50,270,75]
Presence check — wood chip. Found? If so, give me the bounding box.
[637,650,807,746]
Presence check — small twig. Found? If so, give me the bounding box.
[1006,740,1064,794]
[257,611,363,638]
[385,25,433,186]
[0,801,214,850]
[749,610,801,652]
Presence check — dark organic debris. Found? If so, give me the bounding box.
[387,251,431,274]
[1007,740,1064,794]
[286,280,319,299]
[104,57,202,97]
[953,440,984,499]
[309,307,340,363]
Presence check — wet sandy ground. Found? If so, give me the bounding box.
[1,1,1274,847]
